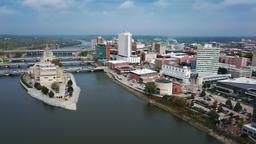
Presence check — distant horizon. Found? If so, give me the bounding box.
[1,0,256,36]
[1,33,256,38]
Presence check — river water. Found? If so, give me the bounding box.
[0,72,221,144]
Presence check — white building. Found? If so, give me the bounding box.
[161,64,191,84]
[155,79,173,96]
[117,56,140,64]
[118,32,132,57]
[144,53,157,63]
[196,44,220,77]
[29,46,64,87]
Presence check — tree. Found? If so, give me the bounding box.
[200,90,206,97]
[207,110,219,123]
[67,80,73,86]
[68,86,74,97]
[51,82,60,92]
[79,51,88,57]
[217,105,223,113]
[144,82,156,95]
[225,99,233,109]
[203,82,211,89]
[218,67,228,74]
[48,91,54,98]
[175,97,187,106]
[234,102,243,112]
[34,82,42,90]
[41,86,49,95]
[51,59,63,67]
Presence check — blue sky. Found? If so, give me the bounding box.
[0,0,255,36]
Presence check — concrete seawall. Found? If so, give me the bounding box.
[105,70,238,144]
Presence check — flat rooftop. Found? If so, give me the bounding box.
[218,77,256,90]
[131,68,157,75]
[219,77,256,85]
[108,60,128,64]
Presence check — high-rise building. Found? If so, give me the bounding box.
[252,50,256,66]
[95,44,110,60]
[118,32,132,57]
[96,36,104,44]
[196,44,220,77]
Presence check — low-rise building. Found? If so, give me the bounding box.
[155,79,172,96]
[219,55,248,68]
[129,68,159,83]
[215,77,256,103]
[117,55,141,64]
[144,52,157,63]
[29,46,64,87]
[108,60,129,69]
[161,64,191,84]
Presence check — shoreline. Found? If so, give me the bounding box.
[104,70,238,144]
[20,73,80,111]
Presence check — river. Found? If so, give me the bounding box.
[0,72,221,144]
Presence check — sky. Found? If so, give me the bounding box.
[0,0,256,36]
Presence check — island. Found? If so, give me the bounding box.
[20,44,80,110]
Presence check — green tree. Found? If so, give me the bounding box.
[234,102,243,112]
[51,59,63,67]
[48,91,54,98]
[67,80,73,86]
[175,97,187,107]
[225,99,233,109]
[41,86,49,95]
[144,82,156,95]
[34,82,42,90]
[218,67,228,74]
[200,90,206,97]
[207,110,219,124]
[79,51,88,57]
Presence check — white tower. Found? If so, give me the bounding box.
[118,32,132,57]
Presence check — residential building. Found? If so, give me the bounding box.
[219,55,248,68]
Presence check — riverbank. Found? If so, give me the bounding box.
[104,69,240,144]
[20,73,80,111]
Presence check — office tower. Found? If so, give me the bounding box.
[118,32,132,57]
[196,44,220,77]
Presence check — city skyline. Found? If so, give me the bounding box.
[0,0,256,36]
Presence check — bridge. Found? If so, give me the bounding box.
[1,48,94,57]
[0,66,105,76]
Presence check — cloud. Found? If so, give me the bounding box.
[153,0,170,7]
[0,5,15,15]
[193,0,256,10]
[120,1,135,9]
[22,0,74,12]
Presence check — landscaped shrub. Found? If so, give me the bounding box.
[48,91,54,98]
[41,86,49,95]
